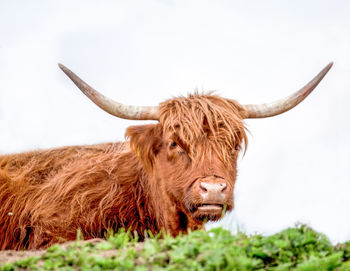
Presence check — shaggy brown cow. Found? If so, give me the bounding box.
[0,63,332,250]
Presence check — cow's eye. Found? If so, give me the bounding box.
[170,141,177,148]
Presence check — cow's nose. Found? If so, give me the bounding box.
[199,182,227,199]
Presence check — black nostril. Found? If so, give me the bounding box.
[219,183,227,192]
[199,183,208,192]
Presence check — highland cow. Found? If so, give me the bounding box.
[0,62,332,250]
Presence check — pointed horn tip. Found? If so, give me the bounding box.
[58,63,69,73]
[326,61,334,70]
[316,62,333,79]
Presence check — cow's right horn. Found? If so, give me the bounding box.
[242,62,333,118]
[58,64,159,120]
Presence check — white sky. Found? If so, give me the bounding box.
[1,0,349,243]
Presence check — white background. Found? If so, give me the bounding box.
[1,0,349,243]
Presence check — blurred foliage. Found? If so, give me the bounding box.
[1,224,350,270]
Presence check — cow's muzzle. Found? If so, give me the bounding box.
[190,175,232,220]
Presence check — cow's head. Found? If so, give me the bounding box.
[58,62,332,223]
[124,94,247,222]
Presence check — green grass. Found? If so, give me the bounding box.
[1,224,350,270]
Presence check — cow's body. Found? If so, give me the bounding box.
[0,63,332,250]
[0,94,247,250]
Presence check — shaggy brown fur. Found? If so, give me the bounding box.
[0,93,248,250]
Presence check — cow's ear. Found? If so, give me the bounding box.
[125,124,163,171]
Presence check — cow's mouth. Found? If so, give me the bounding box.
[197,204,223,212]
[190,204,225,221]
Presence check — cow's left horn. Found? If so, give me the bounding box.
[242,62,333,118]
[58,64,159,120]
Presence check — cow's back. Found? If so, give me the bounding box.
[0,143,124,184]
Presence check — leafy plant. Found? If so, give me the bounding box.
[1,224,349,270]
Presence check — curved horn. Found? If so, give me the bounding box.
[243,62,333,119]
[58,64,159,120]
